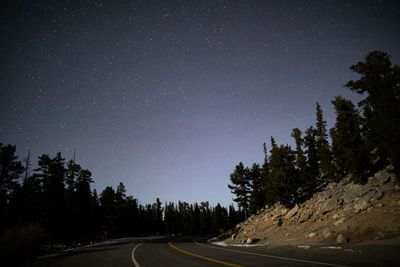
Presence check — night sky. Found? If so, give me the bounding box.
[1,0,399,207]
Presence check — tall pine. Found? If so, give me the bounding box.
[228,162,250,219]
[315,103,334,181]
[345,51,400,179]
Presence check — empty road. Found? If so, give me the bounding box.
[30,238,400,267]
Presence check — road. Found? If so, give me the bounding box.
[30,238,400,267]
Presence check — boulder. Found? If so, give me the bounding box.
[333,217,346,226]
[308,232,317,238]
[246,238,255,244]
[231,233,237,240]
[343,184,370,203]
[374,169,393,184]
[336,233,346,244]
[298,209,313,223]
[353,199,371,213]
[373,190,383,200]
[284,204,299,220]
[322,229,333,238]
[321,198,337,214]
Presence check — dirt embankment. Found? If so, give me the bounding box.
[225,165,400,246]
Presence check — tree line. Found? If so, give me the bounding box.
[0,147,245,251]
[228,51,400,218]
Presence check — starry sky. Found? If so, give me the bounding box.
[1,0,399,207]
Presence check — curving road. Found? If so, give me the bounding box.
[30,238,400,267]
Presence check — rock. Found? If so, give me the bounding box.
[280,208,289,216]
[322,229,333,238]
[336,233,347,244]
[298,209,313,223]
[386,164,394,172]
[231,233,237,240]
[332,214,340,220]
[377,203,383,208]
[373,190,383,200]
[241,239,246,244]
[333,217,346,226]
[343,184,371,203]
[308,232,317,238]
[353,199,370,213]
[321,198,337,214]
[374,169,392,184]
[284,204,299,220]
[246,238,254,244]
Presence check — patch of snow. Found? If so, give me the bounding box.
[320,246,342,249]
[88,236,167,247]
[297,245,311,249]
[207,237,219,243]
[212,240,266,247]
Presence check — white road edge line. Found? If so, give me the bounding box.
[194,242,349,267]
[131,243,143,267]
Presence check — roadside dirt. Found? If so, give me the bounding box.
[225,165,400,246]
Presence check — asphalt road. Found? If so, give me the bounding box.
[29,238,400,267]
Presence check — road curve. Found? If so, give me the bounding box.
[30,239,400,267]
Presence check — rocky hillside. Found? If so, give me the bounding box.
[225,165,400,246]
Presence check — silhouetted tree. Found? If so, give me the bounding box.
[228,162,250,219]
[0,144,23,229]
[315,103,334,181]
[248,163,264,214]
[268,143,297,207]
[330,96,369,183]
[345,51,400,179]
[304,126,319,181]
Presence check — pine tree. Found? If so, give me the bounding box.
[330,96,369,183]
[315,103,334,180]
[75,169,94,240]
[0,144,23,229]
[100,186,116,238]
[291,128,311,200]
[248,163,264,214]
[37,153,67,243]
[228,162,250,219]
[268,143,297,207]
[345,51,400,179]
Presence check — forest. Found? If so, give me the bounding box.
[0,51,399,259]
[0,146,244,259]
[228,51,400,219]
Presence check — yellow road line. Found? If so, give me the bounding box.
[168,241,244,267]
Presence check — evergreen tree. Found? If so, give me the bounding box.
[212,203,224,235]
[228,162,250,219]
[75,169,94,240]
[268,143,297,207]
[227,204,238,229]
[292,128,314,201]
[0,144,23,229]
[153,198,164,234]
[164,202,177,235]
[330,96,369,183]
[36,153,67,243]
[248,163,264,214]
[99,186,116,238]
[345,51,400,178]
[291,128,308,183]
[315,103,334,180]
[304,126,319,180]
[199,201,211,235]
[192,202,200,235]
[260,143,275,207]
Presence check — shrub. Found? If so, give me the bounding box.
[0,223,47,263]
